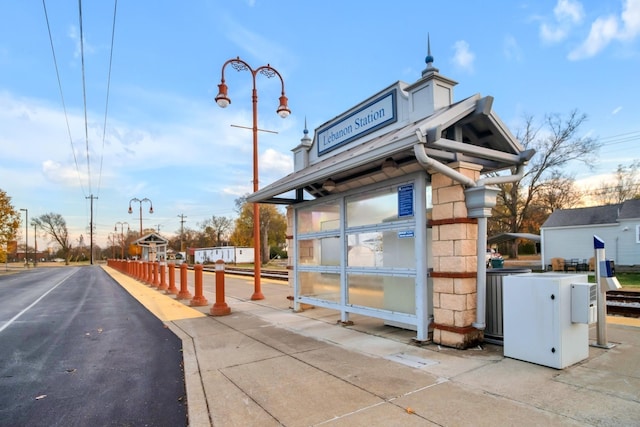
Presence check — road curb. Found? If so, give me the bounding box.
[165,321,212,427]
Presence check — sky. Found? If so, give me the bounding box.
[1,0,639,251]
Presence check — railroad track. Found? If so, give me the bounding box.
[196,265,640,318]
[203,265,288,281]
[607,290,640,318]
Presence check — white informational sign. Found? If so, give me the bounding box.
[317,90,397,155]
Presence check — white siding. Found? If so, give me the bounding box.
[618,220,640,265]
[193,247,254,264]
[541,224,619,267]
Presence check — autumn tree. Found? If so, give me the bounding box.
[489,110,600,257]
[199,215,233,247]
[592,160,640,205]
[0,189,21,263]
[230,196,287,264]
[33,213,72,264]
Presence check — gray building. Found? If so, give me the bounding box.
[540,199,640,269]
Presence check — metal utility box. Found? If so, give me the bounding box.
[503,273,589,369]
[570,283,597,324]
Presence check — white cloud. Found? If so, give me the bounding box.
[620,0,640,39]
[42,159,87,187]
[451,40,475,73]
[611,106,623,115]
[261,148,293,176]
[540,0,585,43]
[569,15,620,59]
[503,35,524,62]
[555,0,585,23]
[569,0,640,60]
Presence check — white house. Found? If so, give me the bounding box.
[540,199,640,269]
[192,246,254,265]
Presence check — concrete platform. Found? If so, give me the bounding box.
[103,266,640,426]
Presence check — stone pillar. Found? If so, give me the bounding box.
[430,161,482,349]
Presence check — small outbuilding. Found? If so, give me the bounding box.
[541,199,640,269]
[192,246,254,265]
[134,233,168,262]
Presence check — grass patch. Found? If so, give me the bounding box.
[588,272,640,289]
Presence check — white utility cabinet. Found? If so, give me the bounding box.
[503,273,589,369]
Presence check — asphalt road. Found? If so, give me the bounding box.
[0,266,186,426]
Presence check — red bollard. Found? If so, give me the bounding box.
[210,260,231,316]
[167,263,178,295]
[190,264,208,306]
[141,261,148,282]
[158,263,168,291]
[176,263,192,300]
[144,261,151,284]
[151,262,159,288]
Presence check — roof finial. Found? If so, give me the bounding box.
[300,116,311,145]
[423,33,439,75]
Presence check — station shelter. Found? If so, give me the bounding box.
[134,233,168,263]
[247,49,534,348]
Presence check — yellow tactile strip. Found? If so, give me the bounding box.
[607,315,640,327]
[102,265,205,322]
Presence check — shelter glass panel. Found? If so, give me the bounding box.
[297,237,340,266]
[347,230,415,268]
[347,189,398,228]
[297,202,340,234]
[299,271,340,302]
[347,274,415,314]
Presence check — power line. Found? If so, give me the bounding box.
[78,0,91,194]
[96,0,118,198]
[41,0,86,196]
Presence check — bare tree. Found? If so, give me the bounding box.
[535,171,583,214]
[490,110,600,257]
[33,213,72,264]
[592,160,640,205]
[205,215,233,246]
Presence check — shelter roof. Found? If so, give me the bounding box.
[134,233,169,246]
[249,92,530,205]
[488,233,540,245]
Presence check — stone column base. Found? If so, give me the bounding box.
[433,323,483,349]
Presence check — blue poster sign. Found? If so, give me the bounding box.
[398,184,414,218]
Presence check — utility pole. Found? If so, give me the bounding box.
[86,194,98,265]
[156,224,161,233]
[177,214,187,252]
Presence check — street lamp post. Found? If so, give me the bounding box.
[20,208,28,268]
[114,221,130,259]
[214,57,290,301]
[128,198,153,236]
[33,223,37,267]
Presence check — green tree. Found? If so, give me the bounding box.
[0,189,21,263]
[33,213,72,265]
[230,196,287,264]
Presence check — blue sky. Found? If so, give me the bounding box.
[1,0,639,250]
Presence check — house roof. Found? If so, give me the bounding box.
[248,93,531,205]
[618,198,640,219]
[542,200,640,228]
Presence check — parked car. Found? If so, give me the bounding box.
[486,248,502,267]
